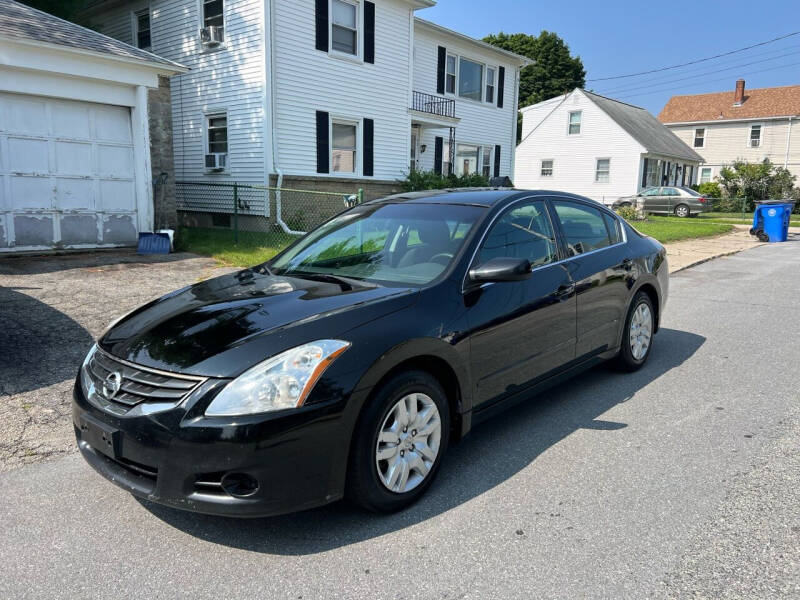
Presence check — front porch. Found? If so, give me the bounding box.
[408,91,459,174]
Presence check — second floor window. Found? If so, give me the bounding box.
[332,121,357,173]
[135,9,151,51]
[541,159,553,177]
[749,124,761,147]
[568,111,581,135]
[485,68,496,104]
[445,55,457,94]
[459,58,483,102]
[694,128,705,148]
[331,0,358,55]
[203,0,224,39]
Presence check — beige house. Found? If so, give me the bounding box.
[659,80,800,185]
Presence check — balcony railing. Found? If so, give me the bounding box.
[411,91,456,119]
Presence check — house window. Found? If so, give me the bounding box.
[646,159,660,186]
[699,167,712,184]
[207,114,227,154]
[485,67,496,104]
[134,9,151,51]
[568,111,581,135]
[203,0,224,39]
[458,58,483,102]
[481,146,492,178]
[332,121,357,173]
[442,140,452,175]
[595,158,610,183]
[541,159,553,177]
[331,0,358,55]
[445,55,457,94]
[456,144,479,175]
[694,128,705,148]
[749,124,761,147]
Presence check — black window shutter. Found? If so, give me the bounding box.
[497,66,505,108]
[493,144,501,178]
[316,111,329,174]
[363,118,374,176]
[434,136,443,174]
[641,158,648,188]
[436,46,446,95]
[315,0,328,52]
[364,2,375,64]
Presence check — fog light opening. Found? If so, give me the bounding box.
[221,472,259,498]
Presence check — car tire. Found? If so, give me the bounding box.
[346,370,450,513]
[674,204,690,218]
[614,291,655,372]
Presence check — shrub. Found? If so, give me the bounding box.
[401,169,489,192]
[696,182,721,198]
[615,205,639,221]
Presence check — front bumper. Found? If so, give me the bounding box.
[72,378,353,517]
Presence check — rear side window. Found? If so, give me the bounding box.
[552,201,611,256]
[479,200,558,268]
[602,212,622,244]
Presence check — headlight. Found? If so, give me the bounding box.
[205,340,351,416]
[80,343,98,399]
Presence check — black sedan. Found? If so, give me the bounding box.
[73,190,668,517]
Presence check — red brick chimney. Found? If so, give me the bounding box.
[734,79,745,106]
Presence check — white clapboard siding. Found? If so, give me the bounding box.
[515,90,645,203]
[272,0,413,180]
[412,22,518,179]
[95,0,267,184]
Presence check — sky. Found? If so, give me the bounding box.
[421,0,800,115]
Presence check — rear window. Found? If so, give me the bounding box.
[680,187,701,196]
[552,201,612,256]
[603,212,622,244]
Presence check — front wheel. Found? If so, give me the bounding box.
[674,204,690,218]
[347,370,450,513]
[615,291,655,372]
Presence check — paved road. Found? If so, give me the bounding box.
[2,242,799,599]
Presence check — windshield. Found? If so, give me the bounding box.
[269,203,485,286]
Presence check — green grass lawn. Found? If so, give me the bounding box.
[699,211,800,226]
[625,216,734,243]
[176,227,298,267]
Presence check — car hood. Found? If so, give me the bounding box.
[99,270,418,377]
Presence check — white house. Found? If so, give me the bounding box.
[515,89,703,205]
[660,79,800,184]
[85,0,530,208]
[0,0,186,253]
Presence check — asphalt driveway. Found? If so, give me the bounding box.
[0,250,234,472]
[1,242,799,598]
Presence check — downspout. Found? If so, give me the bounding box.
[266,0,302,235]
[785,116,794,169]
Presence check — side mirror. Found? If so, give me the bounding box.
[469,257,532,283]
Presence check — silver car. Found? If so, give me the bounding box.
[613,186,710,218]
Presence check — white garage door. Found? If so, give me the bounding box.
[0,92,138,251]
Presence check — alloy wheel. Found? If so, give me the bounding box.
[375,393,442,493]
[629,302,653,360]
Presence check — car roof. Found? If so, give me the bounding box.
[367,189,593,208]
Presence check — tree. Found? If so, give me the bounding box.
[16,1,94,26]
[483,31,585,142]
[717,159,797,210]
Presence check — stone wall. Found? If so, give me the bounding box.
[148,76,177,228]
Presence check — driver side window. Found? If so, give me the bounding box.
[478,200,557,268]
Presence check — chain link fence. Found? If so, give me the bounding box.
[176,181,361,249]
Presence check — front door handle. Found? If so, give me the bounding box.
[619,258,633,271]
[556,283,575,299]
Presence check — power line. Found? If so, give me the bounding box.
[587,31,800,81]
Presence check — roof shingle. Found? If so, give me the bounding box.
[658,84,800,123]
[0,0,184,70]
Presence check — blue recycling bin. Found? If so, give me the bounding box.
[751,201,795,242]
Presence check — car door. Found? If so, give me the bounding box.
[551,199,630,358]
[664,187,681,214]
[642,187,667,214]
[465,199,576,408]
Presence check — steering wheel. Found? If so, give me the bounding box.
[429,252,454,265]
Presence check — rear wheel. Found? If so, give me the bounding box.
[615,291,655,372]
[347,370,450,513]
[674,204,690,218]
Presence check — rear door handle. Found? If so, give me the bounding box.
[556,283,575,299]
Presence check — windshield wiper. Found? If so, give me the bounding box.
[288,272,356,291]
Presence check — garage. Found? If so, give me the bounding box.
[0,0,186,253]
[0,93,138,250]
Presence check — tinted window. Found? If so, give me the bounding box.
[552,201,611,256]
[665,188,681,196]
[642,188,661,197]
[603,212,622,244]
[479,200,557,268]
[680,187,701,196]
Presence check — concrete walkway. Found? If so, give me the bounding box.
[664,226,765,273]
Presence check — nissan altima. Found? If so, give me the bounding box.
[73,189,668,517]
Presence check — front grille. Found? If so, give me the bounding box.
[86,348,204,409]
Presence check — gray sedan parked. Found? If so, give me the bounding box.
[613,186,710,217]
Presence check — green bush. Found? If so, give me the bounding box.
[696,182,721,198]
[401,169,489,192]
[615,205,639,221]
